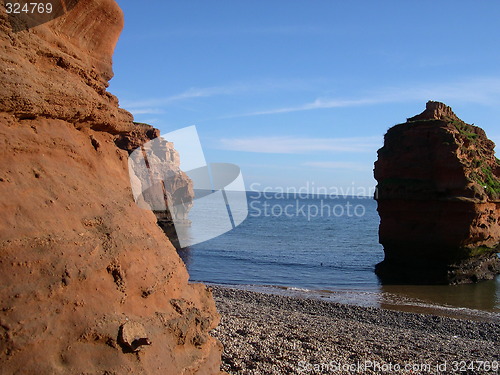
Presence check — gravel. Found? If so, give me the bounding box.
[210,286,500,374]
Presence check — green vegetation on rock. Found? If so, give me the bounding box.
[467,246,499,257]
[482,166,500,196]
[452,120,478,141]
[470,165,500,199]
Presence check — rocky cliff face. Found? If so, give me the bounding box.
[374,101,500,284]
[0,1,221,373]
[126,126,194,249]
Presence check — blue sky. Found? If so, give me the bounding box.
[110,0,500,193]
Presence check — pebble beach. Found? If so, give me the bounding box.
[210,286,500,374]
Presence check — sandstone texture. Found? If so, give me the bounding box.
[1,0,131,132]
[0,1,221,374]
[374,101,500,284]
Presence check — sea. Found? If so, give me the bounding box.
[178,192,500,322]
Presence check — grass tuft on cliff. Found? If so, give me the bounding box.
[447,119,500,200]
[466,246,499,257]
[451,120,479,141]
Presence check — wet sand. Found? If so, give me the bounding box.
[210,286,500,374]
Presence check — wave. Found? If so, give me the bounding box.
[206,282,499,323]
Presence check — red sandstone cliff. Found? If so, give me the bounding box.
[374,101,500,284]
[0,1,222,373]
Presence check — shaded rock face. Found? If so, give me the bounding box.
[0,2,221,374]
[374,101,500,284]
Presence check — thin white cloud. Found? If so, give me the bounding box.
[227,77,500,118]
[135,118,161,125]
[301,161,370,171]
[137,25,333,39]
[121,79,315,109]
[239,98,379,116]
[218,136,381,154]
[121,76,500,120]
[127,108,165,115]
[238,163,300,170]
[121,87,236,108]
[238,25,332,36]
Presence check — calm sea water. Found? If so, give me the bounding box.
[180,192,499,321]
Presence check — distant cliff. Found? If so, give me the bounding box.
[374,101,500,284]
[0,1,221,373]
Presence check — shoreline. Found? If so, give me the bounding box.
[210,286,500,374]
[201,282,499,323]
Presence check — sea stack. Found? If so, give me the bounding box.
[374,101,500,284]
[0,1,221,373]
